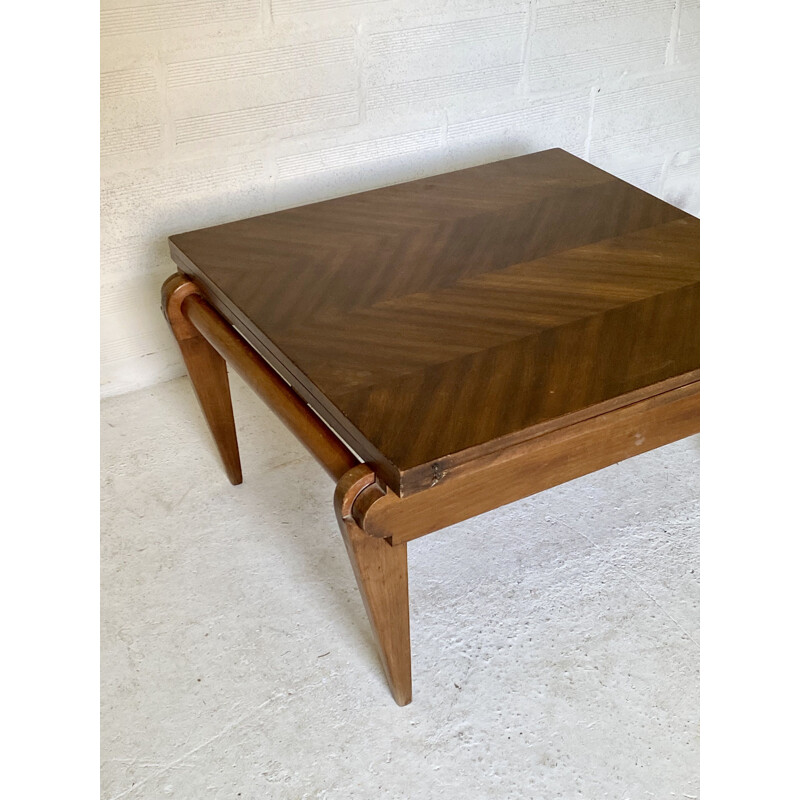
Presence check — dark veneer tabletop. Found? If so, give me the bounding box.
[169,148,699,497]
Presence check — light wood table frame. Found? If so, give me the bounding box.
[161,149,699,706]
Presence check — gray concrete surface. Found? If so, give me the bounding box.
[101,372,699,799]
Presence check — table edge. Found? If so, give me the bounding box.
[168,252,699,500]
[169,244,398,482]
[399,368,700,495]
[360,379,700,543]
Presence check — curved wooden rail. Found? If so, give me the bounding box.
[162,272,360,484]
[163,274,410,704]
[181,292,360,483]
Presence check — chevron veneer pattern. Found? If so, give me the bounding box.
[169,149,699,495]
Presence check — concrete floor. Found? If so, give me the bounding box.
[101,372,699,800]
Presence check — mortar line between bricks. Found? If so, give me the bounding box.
[520,0,537,96]
[666,0,683,66]
[584,86,599,159]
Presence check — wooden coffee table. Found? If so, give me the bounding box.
[162,148,699,706]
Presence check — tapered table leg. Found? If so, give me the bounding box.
[335,466,412,706]
[161,274,242,485]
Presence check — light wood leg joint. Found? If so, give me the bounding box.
[161,274,243,485]
[335,465,412,706]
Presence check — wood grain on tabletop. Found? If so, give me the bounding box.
[169,148,700,497]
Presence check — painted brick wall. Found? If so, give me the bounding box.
[100,0,700,397]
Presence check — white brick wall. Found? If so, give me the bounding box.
[100,0,700,397]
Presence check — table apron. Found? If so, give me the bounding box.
[357,381,700,545]
[182,292,360,483]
